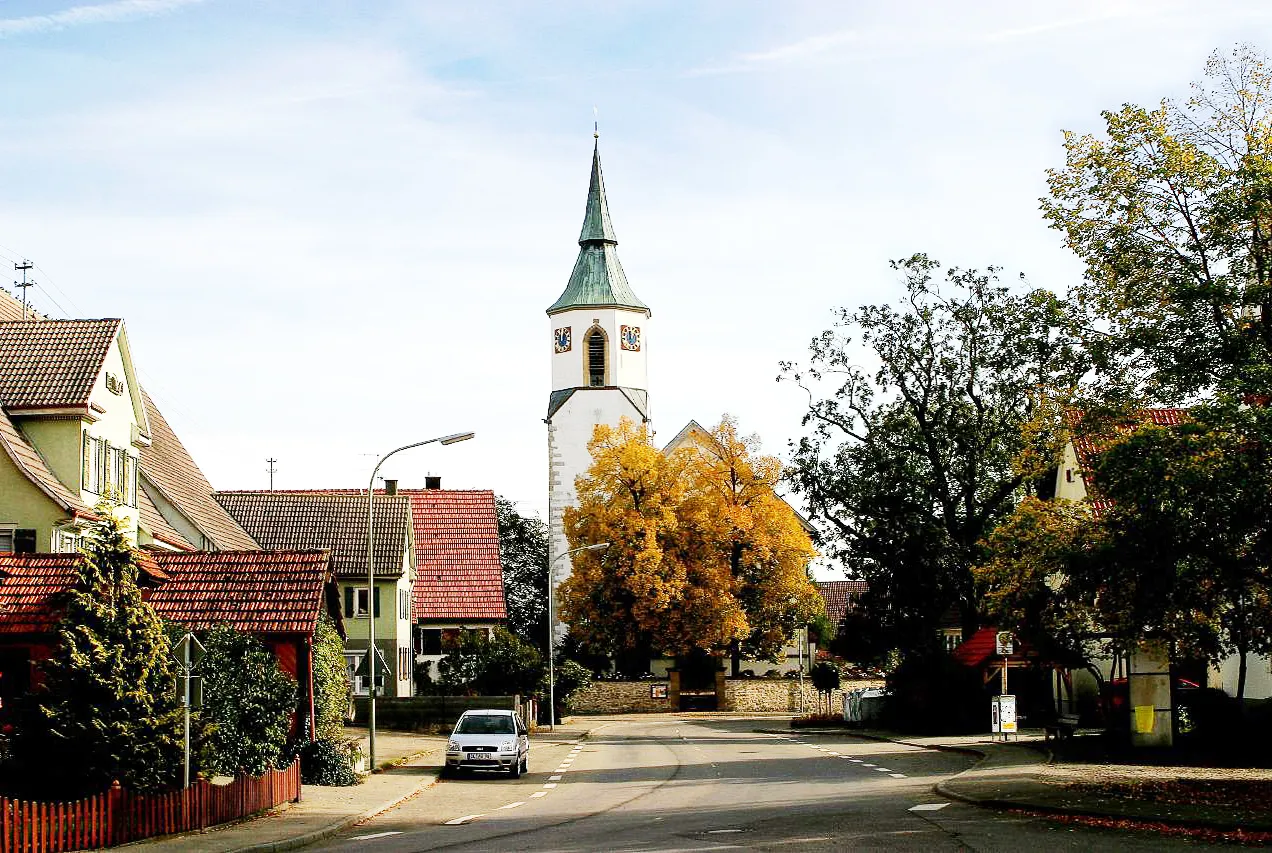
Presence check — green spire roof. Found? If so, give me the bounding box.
[547,140,649,316]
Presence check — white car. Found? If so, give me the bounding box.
[444,709,530,778]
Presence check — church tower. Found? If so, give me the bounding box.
[546,136,650,598]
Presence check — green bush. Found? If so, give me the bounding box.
[197,624,297,776]
[437,628,543,696]
[300,737,360,786]
[311,613,352,740]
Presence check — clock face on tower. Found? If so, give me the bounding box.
[620,325,641,352]
[554,327,572,353]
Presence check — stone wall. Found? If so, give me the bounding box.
[567,681,673,714]
[723,678,887,714]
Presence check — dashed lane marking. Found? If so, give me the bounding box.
[352,832,402,840]
[549,774,563,780]
[890,773,907,778]
[909,803,950,812]
[530,791,547,798]
[543,783,558,789]
[874,768,892,773]
[497,802,525,809]
[862,763,877,767]
[444,815,483,825]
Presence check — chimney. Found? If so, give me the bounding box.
[384,479,398,496]
[425,475,442,490]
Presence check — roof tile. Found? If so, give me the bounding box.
[0,319,121,409]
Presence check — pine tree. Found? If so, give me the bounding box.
[18,514,183,796]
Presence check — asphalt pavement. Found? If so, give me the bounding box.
[130,717,1272,851]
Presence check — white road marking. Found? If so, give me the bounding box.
[890,773,907,778]
[850,759,863,763]
[828,751,840,756]
[874,768,892,773]
[707,829,744,834]
[444,815,483,825]
[498,802,525,809]
[909,803,950,812]
[862,763,877,767]
[543,783,558,789]
[549,774,563,780]
[351,831,402,840]
[530,791,547,798]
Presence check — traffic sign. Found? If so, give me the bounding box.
[172,633,206,671]
[354,648,392,679]
[995,631,1014,656]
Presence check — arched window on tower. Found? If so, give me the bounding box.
[586,327,607,386]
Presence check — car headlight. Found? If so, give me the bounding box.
[500,740,515,752]
[448,740,460,751]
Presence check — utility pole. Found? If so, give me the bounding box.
[266,458,278,490]
[13,260,34,320]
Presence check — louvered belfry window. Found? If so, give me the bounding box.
[587,329,606,386]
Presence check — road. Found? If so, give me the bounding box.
[311,716,1230,851]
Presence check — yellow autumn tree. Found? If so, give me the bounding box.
[558,416,820,670]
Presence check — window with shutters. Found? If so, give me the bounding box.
[585,327,607,387]
[345,586,372,618]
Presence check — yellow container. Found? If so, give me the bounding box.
[1133,705,1156,734]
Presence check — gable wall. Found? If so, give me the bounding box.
[0,453,71,550]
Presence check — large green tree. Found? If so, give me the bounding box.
[496,497,549,653]
[437,628,543,697]
[16,514,183,796]
[1043,44,1272,401]
[783,254,1086,661]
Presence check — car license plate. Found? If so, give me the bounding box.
[466,753,487,761]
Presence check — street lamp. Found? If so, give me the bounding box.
[547,542,609,730]
[367,431,474,770]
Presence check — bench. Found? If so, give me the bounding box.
[1043,714,1079,741]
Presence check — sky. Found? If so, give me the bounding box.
[1,0,1271,574]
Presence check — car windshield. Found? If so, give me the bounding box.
[455,714,516,735]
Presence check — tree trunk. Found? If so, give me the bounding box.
[1237,644,1249,706]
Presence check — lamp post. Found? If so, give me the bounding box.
[367,431,474,770]
[547,542,609,730]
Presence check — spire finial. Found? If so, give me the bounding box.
[593,105,599,139]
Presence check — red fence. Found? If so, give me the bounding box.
[0,760,300,853]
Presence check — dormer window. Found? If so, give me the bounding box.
[586,327,607,387]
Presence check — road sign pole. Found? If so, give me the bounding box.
[183,642,191,788]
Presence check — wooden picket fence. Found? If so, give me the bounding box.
[0,760,300,853]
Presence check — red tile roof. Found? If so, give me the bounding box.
[951,626,1033,667]
[149,550,333,636]
[815,579,868,627]
[1069,408,1190,469]
[406,490,506,622]
[245,488,507,622]
[0,554,82,634]
[0,319,121,409]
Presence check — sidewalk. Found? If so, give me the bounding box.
[126,723,594,853]
[126,729,446,853]
[849,727,1272,833]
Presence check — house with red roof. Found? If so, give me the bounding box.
[218,485,508,688]
[0,549,341,736]
[0,287,257,556]
[214,491,419,698]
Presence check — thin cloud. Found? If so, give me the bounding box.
[739,29,859,64]
[0,0,207,38]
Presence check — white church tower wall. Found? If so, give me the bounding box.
[546,136,650,628]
